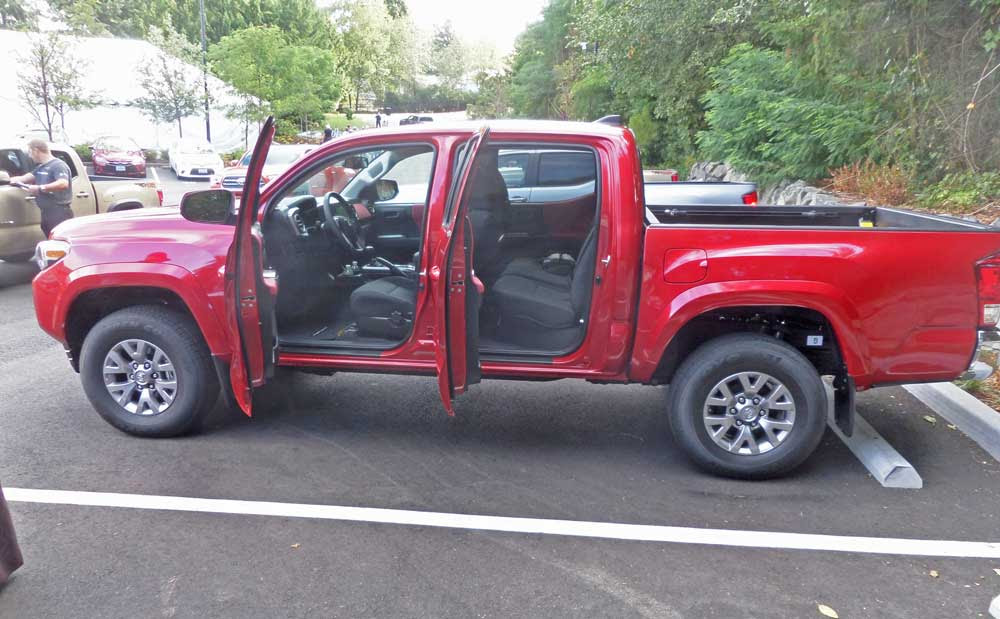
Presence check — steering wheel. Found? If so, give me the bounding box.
[321,191,365,255]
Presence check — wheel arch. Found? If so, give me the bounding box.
[106,200,144,213]
[59,267,230,371]
[651,305,850,385]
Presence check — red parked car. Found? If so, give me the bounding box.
[91,136,146,178]
[32,117,1000,479]
[210,144,312,198]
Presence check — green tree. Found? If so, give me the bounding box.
[327,0,416,111]
[135,27,202,137]
[17,34,63,140]
[210,26,344,132]
[0,0,35,30]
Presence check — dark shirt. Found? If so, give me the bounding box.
[32,157,72,210]
[323,128,333,142]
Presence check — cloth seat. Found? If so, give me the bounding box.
[350,276,418,340]
[490,225,599,350]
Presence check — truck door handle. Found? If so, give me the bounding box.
[509,196,527,203]
[25,196,35,201]
[75,192,91,198]
[601,255,611,268]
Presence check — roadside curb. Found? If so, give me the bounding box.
[903,383,1000,462]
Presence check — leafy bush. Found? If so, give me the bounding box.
[73,144,92,162]
[142,149,166,163]
[828,161,912,206]
[698,44,889,185]
[917,172,1000,211]
[221,149,245,165]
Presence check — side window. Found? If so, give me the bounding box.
[52,151,79,178]
[380,151,434,204]
[537,151,596,187]
[277,145,436,210]
[497,151,531,188]
[0,149,27,176]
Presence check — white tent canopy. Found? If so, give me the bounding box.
[1,30,254,152]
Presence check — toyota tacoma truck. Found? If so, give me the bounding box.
[30,118,1000,479]
[0,142,161,261]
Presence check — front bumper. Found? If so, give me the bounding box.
[959,330,1000,381]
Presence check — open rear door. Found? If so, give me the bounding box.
[435,126,489,415]
[224,116,275,416]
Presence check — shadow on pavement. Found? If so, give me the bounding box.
[0,261,38,289]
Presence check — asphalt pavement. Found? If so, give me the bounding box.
[0,262,999,618]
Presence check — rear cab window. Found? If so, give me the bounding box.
[0,149,28,177]
[537,151,596,187]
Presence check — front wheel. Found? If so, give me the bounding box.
[667,333,828,479]
[79,306,219,437]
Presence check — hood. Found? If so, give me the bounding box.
[53,207,232,245]
[222,163,290,180]
[95,149,143,161]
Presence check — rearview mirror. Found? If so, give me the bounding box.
[180,189,234,225]
[374,178,399,202]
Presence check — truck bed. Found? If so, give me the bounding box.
[647,203,991,231]
[634,203,1000,389]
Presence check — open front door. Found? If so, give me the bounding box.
[224,117,275,416]
[435,126,489,415]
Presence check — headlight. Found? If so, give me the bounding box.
[34,240,71,270]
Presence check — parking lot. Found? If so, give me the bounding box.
[1,259,999,617]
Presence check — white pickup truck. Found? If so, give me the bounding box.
[0,142,162,261]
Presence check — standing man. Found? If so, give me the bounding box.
[375,111,382,128]
[10,139,73,237]
[323,125,334,143]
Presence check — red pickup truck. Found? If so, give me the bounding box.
[31,118,1000,479]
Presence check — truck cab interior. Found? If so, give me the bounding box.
[261,141,600,358]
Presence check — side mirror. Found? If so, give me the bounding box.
[180,189,234,225]
[374,178,399,202]
[227,160,238,167]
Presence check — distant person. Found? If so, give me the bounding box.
[10,139,73,237]
[375,112,382,128]
[323,125,333,142]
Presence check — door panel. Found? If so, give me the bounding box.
[371,201,421,254]
[224,116,276,416]
[435,127,489,414]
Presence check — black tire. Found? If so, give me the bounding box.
[667,333,827,479]
[79,305,219,437]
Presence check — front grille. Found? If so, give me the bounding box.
[222,176,245,189]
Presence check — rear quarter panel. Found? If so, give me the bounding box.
[630,225,1000,388]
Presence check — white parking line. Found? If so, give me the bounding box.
[7,487,1000,558]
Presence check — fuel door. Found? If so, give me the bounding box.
[663,248,709,283]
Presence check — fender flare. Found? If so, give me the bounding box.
[631,279,871,383]
[55,262,231,358]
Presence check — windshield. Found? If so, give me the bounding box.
[97,137,138,152]
[241,146,307,167]
[184,143,216,155]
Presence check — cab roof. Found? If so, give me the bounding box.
[354,119,629,140]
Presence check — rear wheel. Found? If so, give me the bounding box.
[80,305,219,437]
[667,333,827,479]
